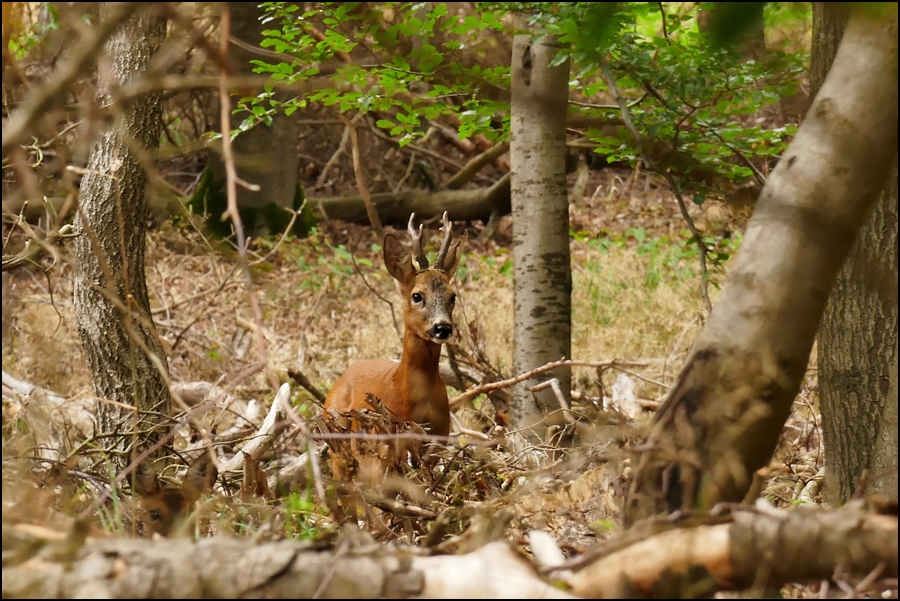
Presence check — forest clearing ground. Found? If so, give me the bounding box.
[1,167,821,552]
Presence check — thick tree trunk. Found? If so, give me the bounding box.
[73,4,170,467]
[813,2,899,505]
[818,163,900,503]
[509,25,572,430]
[206,2,300,224]
[626,6,899,523]
[809,3,849,98]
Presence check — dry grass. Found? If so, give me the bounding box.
[1,168,852,600]
[1,169,825,553]
[2,205,718,406]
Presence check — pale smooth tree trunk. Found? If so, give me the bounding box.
[74,4,170,467]
[813,2,899,504]
[206,2,300,227]
[627,5,898,522]
[509,22,572,431]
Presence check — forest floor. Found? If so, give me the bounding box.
[2,163,823,569]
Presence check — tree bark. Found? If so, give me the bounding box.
[73,4,170,467]
[818,160,900,502]
[626,5,899,523]
[206,2,300,224]
[509,23,572,430]
[813,2,899,505]
[809,3,849,99]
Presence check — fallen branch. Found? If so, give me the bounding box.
[218,383,289,473]
[287,368,327,404]
[529,378,575,424]
[450,358,649,407]
[4,501,894,599]
[1,524,574,599]
[566,500,898,598]
[445,141,510,190]
[311,174,511,225]
[2,370,95,460]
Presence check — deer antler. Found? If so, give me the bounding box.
[434,211,454,271]
[407,213,429,270]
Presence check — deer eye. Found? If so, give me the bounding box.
[149,509,163,522]
[450,294,457,305]
[411,292,424,304]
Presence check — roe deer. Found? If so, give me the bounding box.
[324,212,464,483]
[132,453,218,537]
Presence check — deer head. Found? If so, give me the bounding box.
[132,453,217,537]
[383,212,464,344]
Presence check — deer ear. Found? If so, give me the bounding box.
[383,234,415,283]
[182,452,218,503]
[441,232,466,279]
[133,460,161,498]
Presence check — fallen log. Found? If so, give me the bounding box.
[4,501,895,599]
[312,173,510,225]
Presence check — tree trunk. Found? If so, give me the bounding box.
[626,5,899,523]
[814,2,898,506]
[73,4,170,467]
[206,2,300,227]
[509,23,572,430]
[697,2,767,61]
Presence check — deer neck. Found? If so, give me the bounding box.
[397,331,442,402]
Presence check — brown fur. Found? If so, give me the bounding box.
[324,222,463,484]
[132,453,217,537]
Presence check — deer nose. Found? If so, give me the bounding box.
[430,323,453,340]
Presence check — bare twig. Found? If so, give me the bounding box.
[445,141,510,190]
[599,62,713,312]
[216,6,278,392]
[153,266,240,315]
[348,249,401,340]
[316,123,352,189]
[657,2,670,41]
[1,201,75,272]
[228,34,301,65]
[338,113,384,239]
[394,150,418,192]
[450,358,648,407]
[530,378,575,424]
[280,396,327,503]
[613,367,671,391]
[2,2,144,156]
[449,414,491,440]
[287,368,327,404]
